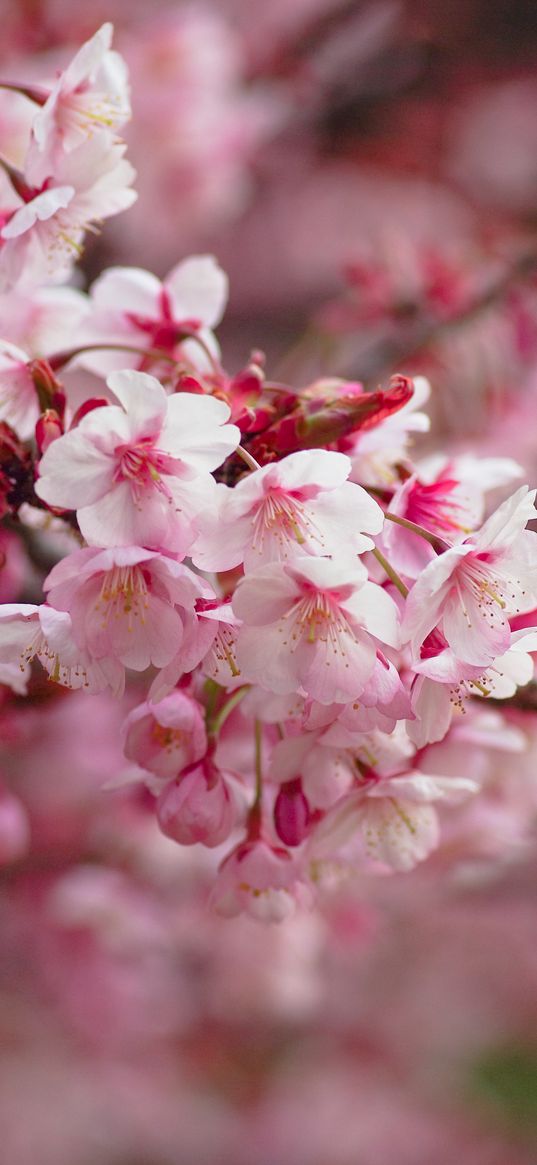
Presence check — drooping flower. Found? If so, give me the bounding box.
[309,765,477,872]
[211,838,309,922]
[156,759,238,848]
[407,626,537,747]
[0,602,123,694]
[35,370,240,554]
[122,691,208,785]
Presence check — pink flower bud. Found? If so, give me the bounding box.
[156,762,236,848]
[28,358,65,413]
[35,409,63,455]
[274,778,310,846]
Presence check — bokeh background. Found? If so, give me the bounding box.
[1,2,537,1162]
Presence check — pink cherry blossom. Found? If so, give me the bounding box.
[192,449,384,571]
[0,137,136,289]
[122,691,208,784]
[402,486,537,668]
[77,254,228,376]
[233,556,400,704]
[211,838,309,922]
[0,602,123,694]
[27,23,130,183]
[35,370,240,553]
[156,759,237,847]
[0,285,89,357]
[309,766,477,872]
[43,545,212,675]
[383,454,523,577]
[0,341,40,438]
[408,626,537,747]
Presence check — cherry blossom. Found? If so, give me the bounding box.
[43,545,212,674]
[212,838,310,922]
[27,23,130,183]
[122,691,208,786]
[402,486,537,668]
[408,627,537,747]
[0,340,40,439]
[192,449,384,571]
[233,556,400,704]
[77,254,228,375]
[35,370,240,553]
[0,137,136,289]
[309,766,478,872]
[383,454,523,577]
[0,602,123,694]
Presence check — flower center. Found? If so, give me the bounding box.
[116,442,173,503]
[457,557,510,627]
[285,588,353,652]
[252,491,317,555]
[95,565,149,628]
[405,479,471,535]
[151,722,187,753]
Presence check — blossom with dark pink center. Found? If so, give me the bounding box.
[402,486,537,668]
[77,254,227,376]
[35,369,240,554]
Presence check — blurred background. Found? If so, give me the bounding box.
[1,1,537,1161]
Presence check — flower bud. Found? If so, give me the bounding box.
[28,358,65,413]
[35,409,63,455]
[274,778,310,846]
[156,762,236,848]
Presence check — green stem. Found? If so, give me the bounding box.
[372,546,409,598]
[384,510,449,552]
[209,686,248,736]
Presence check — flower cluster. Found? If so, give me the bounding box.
[0,25,536,923]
